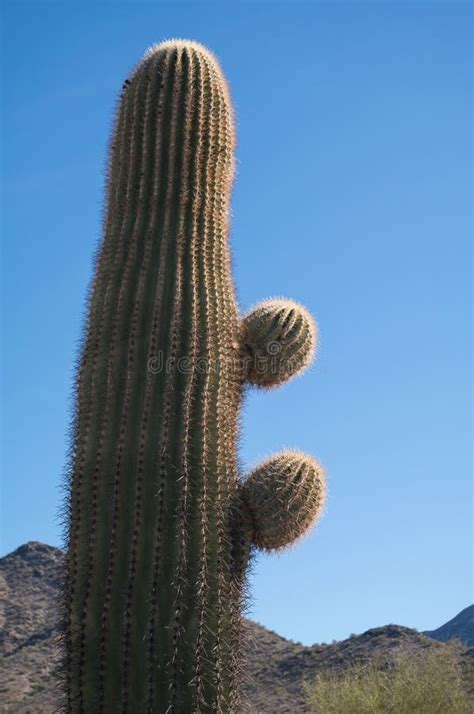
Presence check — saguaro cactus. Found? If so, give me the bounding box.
[62,39,326,713]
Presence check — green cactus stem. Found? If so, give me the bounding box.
[62,39,326,714]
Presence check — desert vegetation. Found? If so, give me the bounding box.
[305,643,471,713]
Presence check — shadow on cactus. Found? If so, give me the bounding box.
[60,39,326,713]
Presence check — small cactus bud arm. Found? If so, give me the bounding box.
[241,299,317,388]
[241,451,326,551]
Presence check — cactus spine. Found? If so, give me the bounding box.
[62,40,326,713]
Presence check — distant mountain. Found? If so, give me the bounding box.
[1,542,473,713]
[424,605,474,647]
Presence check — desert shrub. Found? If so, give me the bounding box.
[304,643,471,713]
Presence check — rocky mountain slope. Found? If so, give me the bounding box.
[1,542,472,713]
[424,604,474,647]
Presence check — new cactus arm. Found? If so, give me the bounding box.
[63,40,326,714]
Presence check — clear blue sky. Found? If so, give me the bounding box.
[2,1,472,646]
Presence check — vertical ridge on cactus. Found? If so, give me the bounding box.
[62,39,326,713]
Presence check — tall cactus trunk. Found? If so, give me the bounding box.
[63,42,247,713]
[62,39,326,714]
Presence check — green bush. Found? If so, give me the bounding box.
[304,644,471,713]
